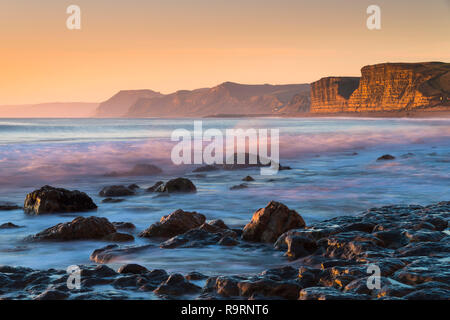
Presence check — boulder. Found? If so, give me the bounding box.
[139,209,206,239]
[160,178,197,193]
[230,184,248,190]
[28,216,116,241]
[24,186,97,215]
[117,264,149,275]
[154,274,201,296]
[242,201,306,243]
[242,176,255,182]
[0,222,22,229]
[99,185,135,197]
[377,154,396,161]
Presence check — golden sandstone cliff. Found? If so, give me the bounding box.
[310,62,450,114]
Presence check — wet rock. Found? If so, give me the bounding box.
[238,279,301,300]
[0,202,21,211]
[102,232,134,242]
[34,289,69,300]
[99,185,135,197]
[218,236,239,246]
[377,154,396,161]
[373,229,408,249]
[146,181,164,192]
[299,286,368,300]
[396,241,450,257]
[393,259,450,285]
[230,184,248,190]
[260,266,298,282]
[242,201,306,243]
[154,274,201,296]
[0,222,22,229]
[403,230,446,243]
[284,234,318,259]
[160,178,197,193]
[139,209,206,239]
[161,229,222,248]
[112,222,136,230]
[28,216,116,241]
[242,176,255,182]
[80,265,118,278]
[90,244,153,263]
[24,185,97,215]
[214,276,241,297]
[185,272,208,281]
[403,288,450,300]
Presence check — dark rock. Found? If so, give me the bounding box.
[284,234,318,259]
[90,244,153,263]
[139,209,206,239]
[101,198,125,203]
[0,222,22,229]
[146,181,164,192]
[34,289,69,300]
[117,264,149,275]
[214,276,241,297]
[160,229,222,249]
[218,236,239,246]
[299,286,368,300]
[377,154,396,161]
[230,184,248,190]
[185,272,208,281]
[373,230,408,249]
[28,216,116,241]
[0,202,21,211]
[112,222,136,230]
[242,201,306,243]
[102,232,134,242]
[99,185,135,197]
[154,274,201,296]
[242,176,255,182]
[160,178,197,193]
[403,230,446,243]
[24,186,97,215]
[403,288,450,300]
[128,184,140,190]
[238,279,301,300]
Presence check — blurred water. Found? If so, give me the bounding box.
[0,117,449,275]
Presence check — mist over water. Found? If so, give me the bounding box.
[0,118,449,274]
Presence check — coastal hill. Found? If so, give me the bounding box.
[95,82,311,118]
[95,90,163,117]
[310,62,450,114]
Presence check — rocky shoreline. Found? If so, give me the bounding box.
[0,183,448,300]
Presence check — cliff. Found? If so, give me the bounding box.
[310,62,450,113]
[125,82,310,117]
[95,90,162,117]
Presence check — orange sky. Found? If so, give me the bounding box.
[0,0,449,105]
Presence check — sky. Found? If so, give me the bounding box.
[0,0,449,105]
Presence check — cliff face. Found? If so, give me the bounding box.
[311,62,450,113]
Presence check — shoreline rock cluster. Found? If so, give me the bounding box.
[0,195,448,300]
